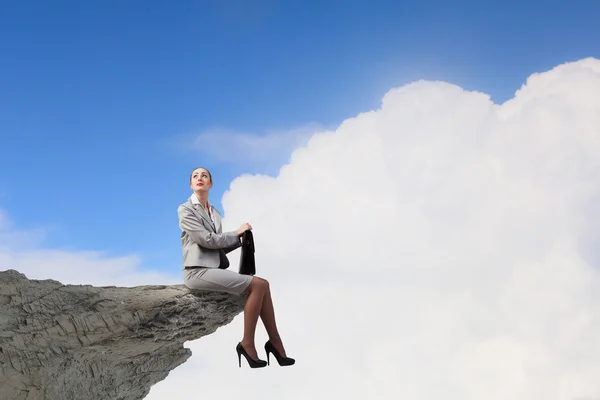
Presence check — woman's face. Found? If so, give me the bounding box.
[190,168,212,192]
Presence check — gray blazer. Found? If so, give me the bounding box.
[177,198,241,270]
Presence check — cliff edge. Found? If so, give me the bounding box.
[0,269,245,400]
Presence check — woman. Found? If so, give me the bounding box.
[177,167,294,368]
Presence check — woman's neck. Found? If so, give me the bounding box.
[193,192,209,209]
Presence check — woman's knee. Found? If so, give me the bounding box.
[250,276,269,292]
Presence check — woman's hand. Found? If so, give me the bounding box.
[236,222,252,236]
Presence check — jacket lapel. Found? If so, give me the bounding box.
[187,199,216,232]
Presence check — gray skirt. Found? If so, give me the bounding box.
[183,267,253,296]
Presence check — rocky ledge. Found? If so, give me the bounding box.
[0,269,246,400]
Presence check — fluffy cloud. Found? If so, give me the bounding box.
[147,58,600,400]
[0,210,179,287]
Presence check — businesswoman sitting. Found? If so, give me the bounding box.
[177,167,294,368]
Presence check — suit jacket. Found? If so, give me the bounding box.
[177,198,241,270]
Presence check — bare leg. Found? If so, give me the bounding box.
[240,278,266,360]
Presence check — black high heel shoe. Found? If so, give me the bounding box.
[236,343,267,368]
[264,340,295,366]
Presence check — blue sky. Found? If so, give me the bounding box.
[1,0,599,273]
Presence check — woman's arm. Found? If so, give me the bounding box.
[223,243,241,254]
[178,205,241,249]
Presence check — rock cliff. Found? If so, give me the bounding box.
[0,269,246,400]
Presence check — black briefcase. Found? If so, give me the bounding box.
[238,230,256,276]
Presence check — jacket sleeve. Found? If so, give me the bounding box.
[223,242,241,254]
[178,204,241,249]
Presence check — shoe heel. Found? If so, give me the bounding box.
[264,340,295,367]
[236,342,267,369]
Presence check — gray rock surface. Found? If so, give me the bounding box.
[0,269,246,400]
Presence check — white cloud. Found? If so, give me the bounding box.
[0,209,46,249]
[184,123,327,171]
[0,210,179,287]
[147,58,600,400]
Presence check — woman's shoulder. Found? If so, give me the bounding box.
[178,199,193,212]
